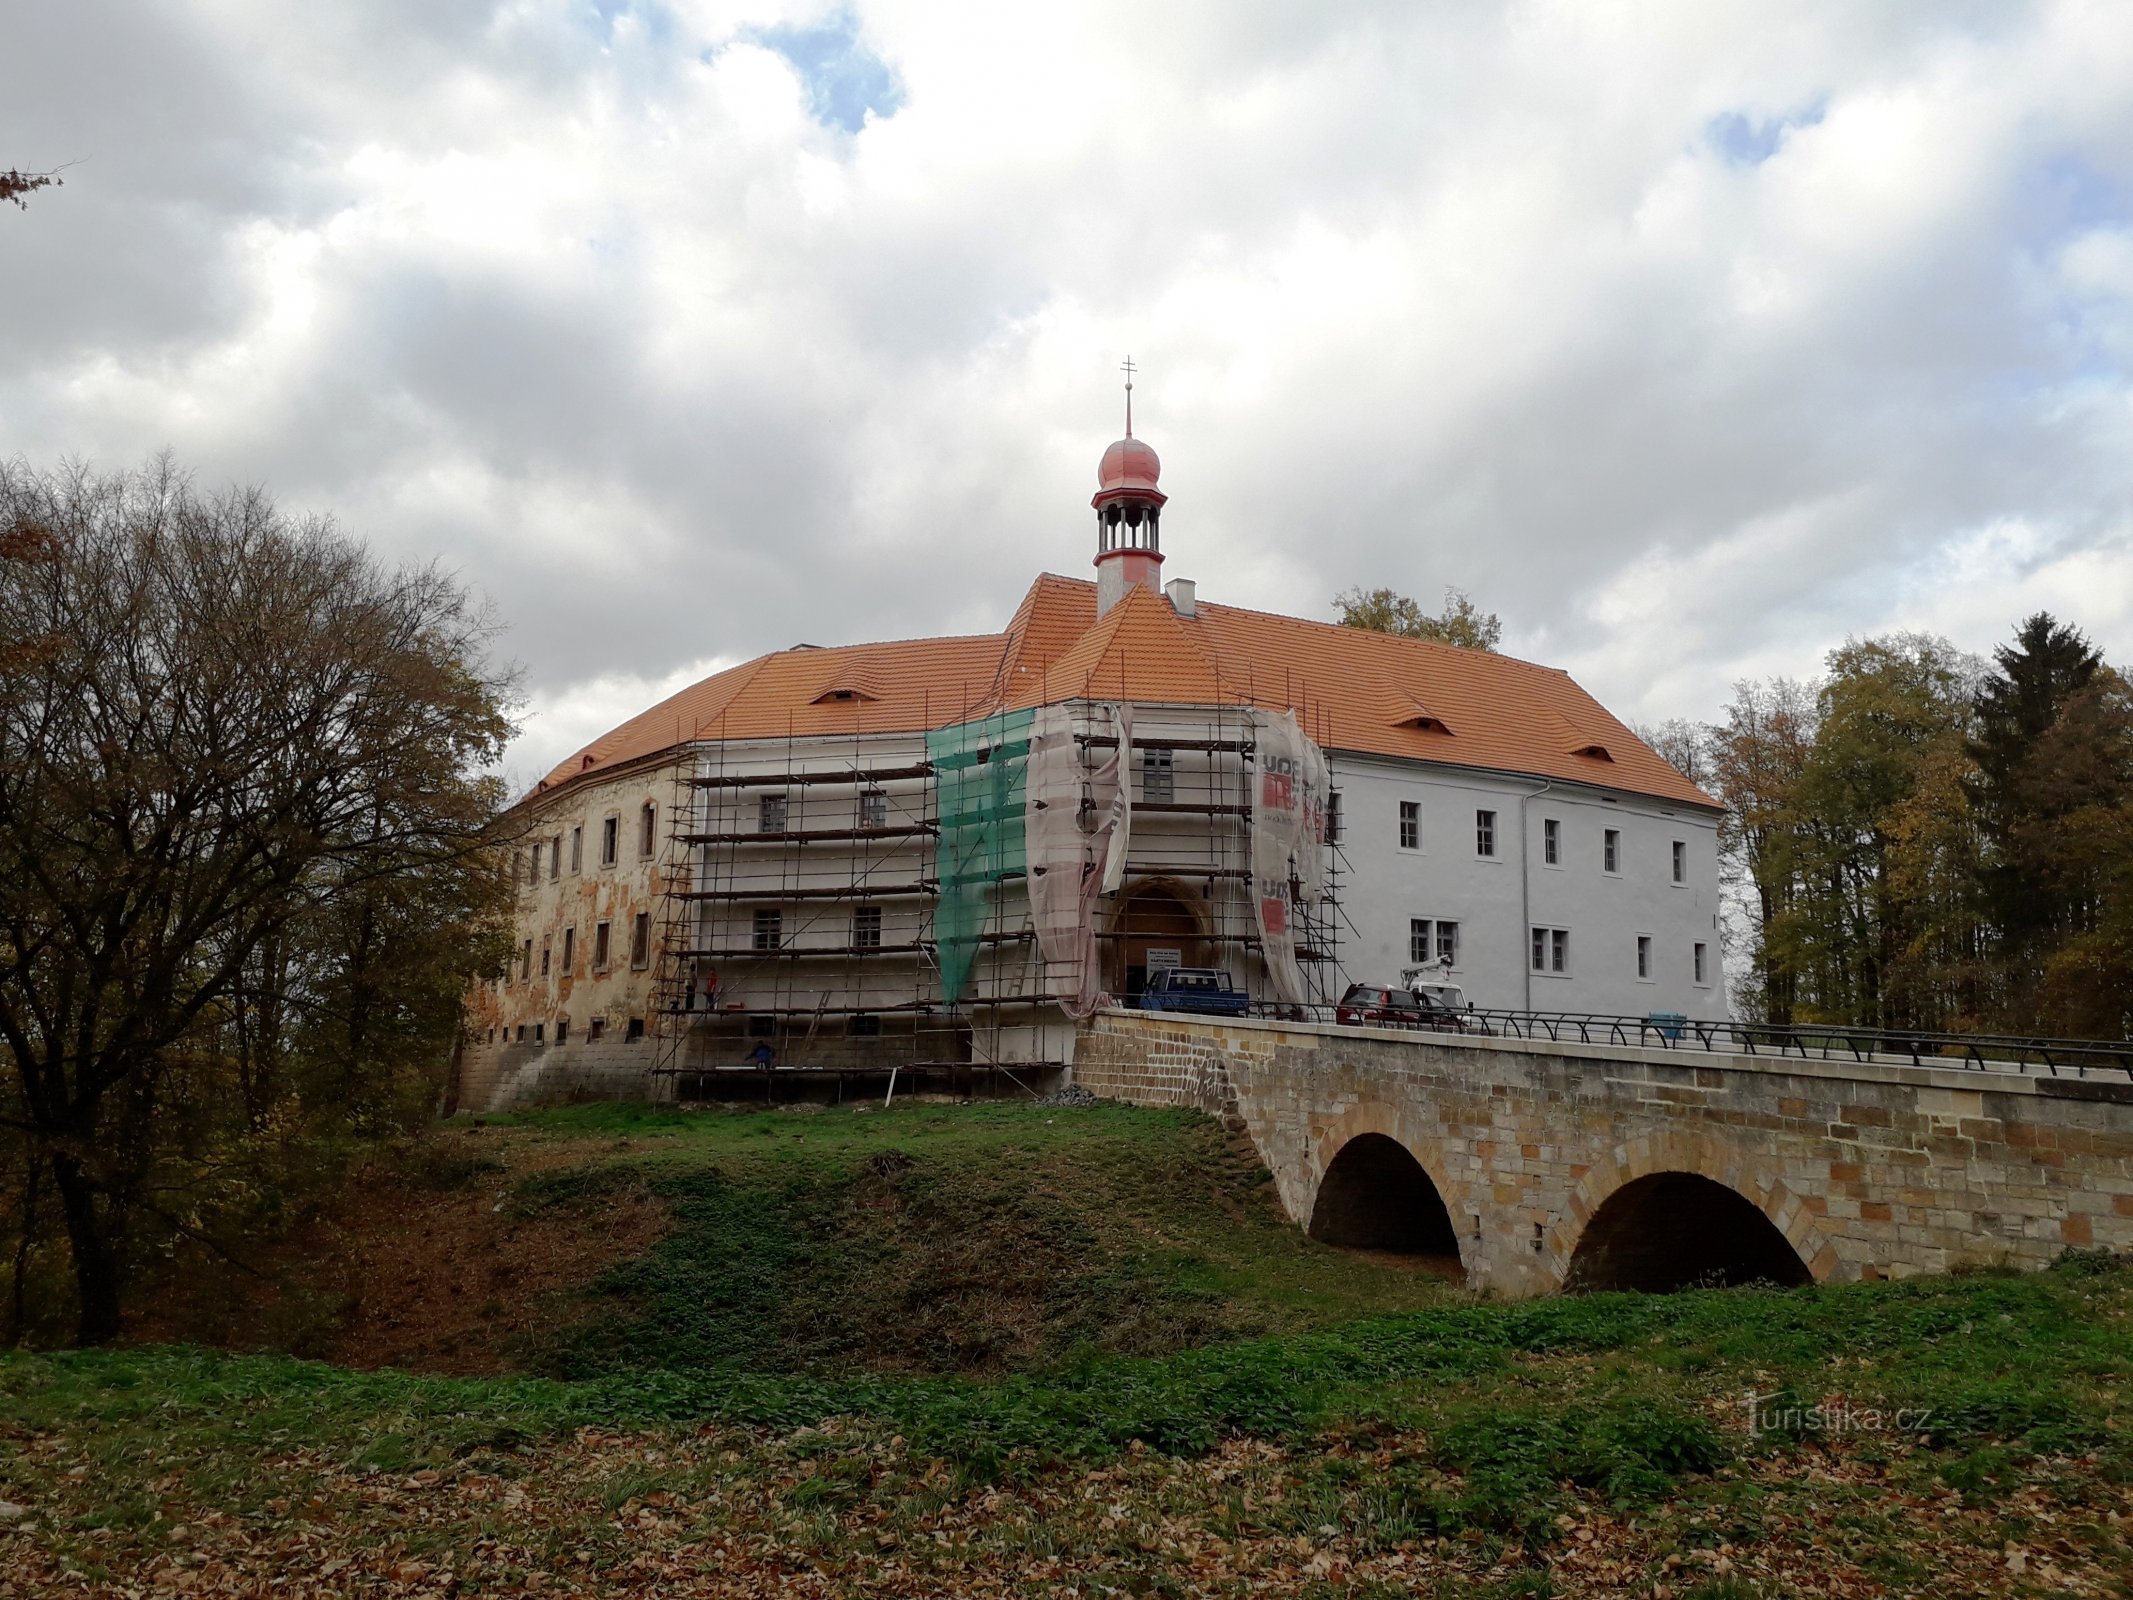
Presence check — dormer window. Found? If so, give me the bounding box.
[810,669,882,705]
[1396,714,1454,735]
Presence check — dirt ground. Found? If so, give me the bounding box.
[128,1126,667,1375]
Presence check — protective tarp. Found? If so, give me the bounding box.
[928,709,1035,1007]
[1250,708,1332,1004]
[1025,702,1133,1016]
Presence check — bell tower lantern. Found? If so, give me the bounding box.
[1093,357,1166,616]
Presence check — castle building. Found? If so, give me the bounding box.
[454,397,1723,1112]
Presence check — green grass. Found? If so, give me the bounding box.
[5,1101,2131,1591]
[492,1099,1458,1377]
[9,1250,2127,1475]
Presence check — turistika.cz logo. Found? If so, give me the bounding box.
[1742,1390,1935,1439]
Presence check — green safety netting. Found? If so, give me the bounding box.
[927,709,1035,1006]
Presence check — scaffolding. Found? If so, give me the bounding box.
[646,697,1343,1086]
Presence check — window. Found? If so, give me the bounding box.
[1398,800,1420,850]
[534,1023,545,1044]
[748,1014,777,1037]
[1694,942,1709,985]
[520,939,532,981]
[1141,745,1174,803]
[549,836,561,879]
[525,846,538,884]
[1543,818,1561,865]
[539,939,550,978]
[602,815,619,866]
[589,1017,605,1043]
[1604,828,1620,873]
[640,802,658,857]
[853,904,882,950]
[562,926,576,975]
[1636,935,1652,980]
[556,1017,569,1045]
[859,789,888,830]
[625,1016,645,1042]
[753,908,782,951]
[570,825,583,874]
[594,920,611,971]
[1326,790,1343,844]
[1408,918,1461,968]
[1476,809,1497,857]
[515,1024,525,1042]
[631,911,651,969]
[760,794,788,833]
[1672,840,1688,884]
[1530,926,1569,975]
[848,1013,882,1037]
[487,1027,495,1045]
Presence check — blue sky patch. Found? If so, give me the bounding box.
[739,10,905,134]
[1706,102,1826,167]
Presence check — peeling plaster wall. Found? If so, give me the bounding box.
[1071,1009,2133,1296]
[454,759,683,1113]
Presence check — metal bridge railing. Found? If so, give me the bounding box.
[1239,1002,2133,1080]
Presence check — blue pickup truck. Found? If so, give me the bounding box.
[1137,967,1251,1016]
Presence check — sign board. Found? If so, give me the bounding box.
[1145,948,1183,972]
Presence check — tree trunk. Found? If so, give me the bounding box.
[48,1152,122,1345]
[8,1158,37,1344]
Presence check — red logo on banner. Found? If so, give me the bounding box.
[1260,896,1288,935]
[1262,771,1294,809]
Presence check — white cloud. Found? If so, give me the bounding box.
[4,0,2132,773]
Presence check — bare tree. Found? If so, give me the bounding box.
[0,457,516,1342]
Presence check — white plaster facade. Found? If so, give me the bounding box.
[1328,753,1725,1016]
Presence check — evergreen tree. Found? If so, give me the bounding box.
[1966,613,2107,1024]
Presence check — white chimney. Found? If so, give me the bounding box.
[1165,577,1197,618]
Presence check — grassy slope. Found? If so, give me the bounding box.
[4,1101,2132,1595]
[495,1099,1462,1377]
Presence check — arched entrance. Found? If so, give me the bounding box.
[1565,1172,1812,1292]
[1308,1133,1461,1262]
[1111,880,1211,1004]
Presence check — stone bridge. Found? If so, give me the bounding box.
[1070,1010,2133,1295]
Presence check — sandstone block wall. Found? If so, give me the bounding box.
[451,1034,671,1114]
[1072,1010,2133,1295]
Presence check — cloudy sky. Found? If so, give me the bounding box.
[6,1,2132,787]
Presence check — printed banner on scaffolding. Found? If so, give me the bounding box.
[1024,702,1132,1017]
[1249,709,1330,1005]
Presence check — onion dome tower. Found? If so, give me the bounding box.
[1093,357,1166,616]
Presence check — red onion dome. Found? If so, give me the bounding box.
[1097,436,1162,495]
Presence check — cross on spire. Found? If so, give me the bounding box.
[1120,355,1136,436]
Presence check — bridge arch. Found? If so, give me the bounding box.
[1557,1133,1835,1292]
[1307,1105,1467,1272]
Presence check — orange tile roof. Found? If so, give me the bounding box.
[531,573,1718,811]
